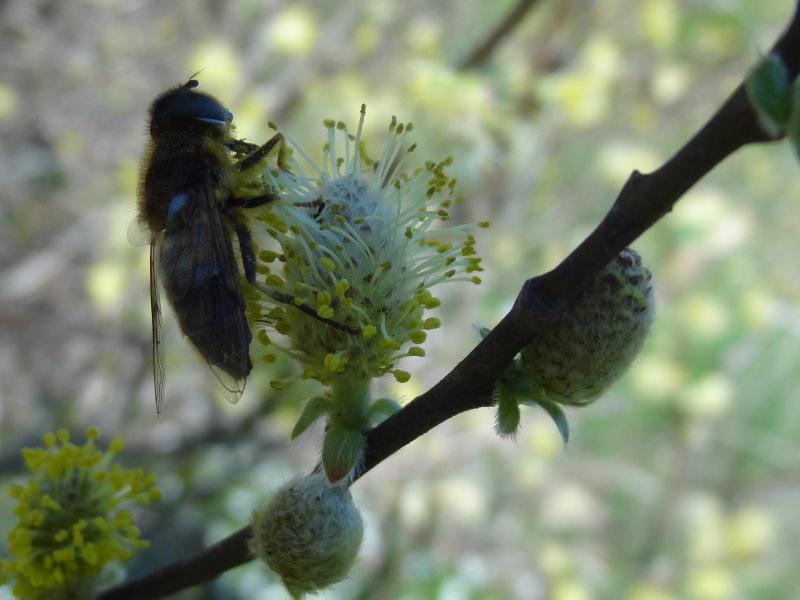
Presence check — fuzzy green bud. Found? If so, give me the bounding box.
[251,473,364,599]
[521,248,654,406]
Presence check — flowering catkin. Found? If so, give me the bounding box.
[248,107,487,389]
[0,428,159,600]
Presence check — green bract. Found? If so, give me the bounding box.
[745,53,793,138]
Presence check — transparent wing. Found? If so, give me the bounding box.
[160,181,252,405]
[150,239,166,416]
[206,362,247,404]
[199,191,250,404]
[128,216,152,247]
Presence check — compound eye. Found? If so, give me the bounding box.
[162,90,229,126]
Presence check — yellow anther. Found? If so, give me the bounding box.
[423,317,441,330]
[335,279,350,296]
[266,274,285,287]
[316,291,332,306]
[410,331,427,344]
[393,370,411,383]
[320,257,336,271]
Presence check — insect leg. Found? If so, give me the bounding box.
[226,138,259,154]
[252,282,360,335]
[293,198,325,219]
[236,132,286,172]
[230,192,279,209]
[227,211,258,283]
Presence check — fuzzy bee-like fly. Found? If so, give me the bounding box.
[133,79,284,414]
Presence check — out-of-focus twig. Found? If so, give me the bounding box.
[0,214,101,302]
[97,3,800,598]
[458,0,545,71]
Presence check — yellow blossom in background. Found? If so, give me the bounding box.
[676,294,731,341]
[678,373,733,419]
[523,418,564,460]
[629,355,687,402]
[539,35,622,126]
[86,261,126,313]
[187,39,242,92]
[595,141,660,187]
[684,494,725,562]
[537,541,572,577]
[650,63,691,105]
[269,6,318,56]
[552,579,591,600]
[639,0,679,49]
[724,507,774,560]
[0,82,18,121]
[0,428,160,600]
[686,565,734,600]
[627,583,677,600]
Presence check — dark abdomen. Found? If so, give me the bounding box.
[159,226,252,381]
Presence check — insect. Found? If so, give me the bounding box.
[134,78,286,414]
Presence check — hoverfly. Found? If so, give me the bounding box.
[132,78,285,414]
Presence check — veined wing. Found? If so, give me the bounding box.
[160,179,252,404]
[128,215,153,247]
[149,236,166,415]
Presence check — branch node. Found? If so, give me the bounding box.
[517,275,565,325]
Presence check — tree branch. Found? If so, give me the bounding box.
[458,0,545,71]
[97,4,800,598]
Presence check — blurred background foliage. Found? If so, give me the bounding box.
[1,0,799,598]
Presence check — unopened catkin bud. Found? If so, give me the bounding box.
[521,248,654,406]
[250,473,364,599]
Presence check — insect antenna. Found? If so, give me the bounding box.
[252,282,359,335]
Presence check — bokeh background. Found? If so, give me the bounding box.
[2,0,800,598]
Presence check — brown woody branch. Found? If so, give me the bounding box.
[458,0,545,71]
[97,4,800,598]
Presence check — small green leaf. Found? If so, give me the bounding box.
[495,392,521,438]
[535,396,570,445]
[745,53,793,137]
[472,322,491,340]
[291,395,333,440]
[787,78,800,160]
[368,397,402,425]
[322,426,365,483]
[501,359,538,398]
